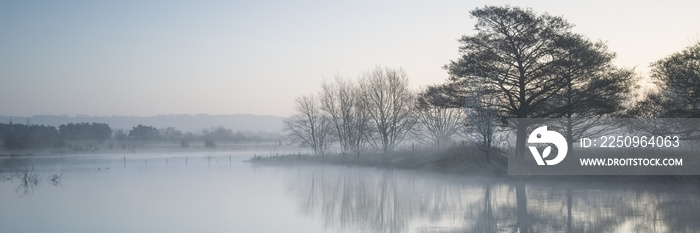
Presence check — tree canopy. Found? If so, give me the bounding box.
[128,124,161,141]
[634,42,700,118]
[443,6,634,153]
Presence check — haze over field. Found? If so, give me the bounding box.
[2,1,699,117]
[0,114,283,133]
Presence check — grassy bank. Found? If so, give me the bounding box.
[248,145,700,184]
[248,145,508,176]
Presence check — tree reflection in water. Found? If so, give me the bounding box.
[288,166,700,233]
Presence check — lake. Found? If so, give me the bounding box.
[1,152,699,233]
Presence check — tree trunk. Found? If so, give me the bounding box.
[566,117,574,153]
[515,121,528,158]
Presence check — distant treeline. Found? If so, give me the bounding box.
[0,114,283,133]
[0,123,64,150]
[0,121,280,150]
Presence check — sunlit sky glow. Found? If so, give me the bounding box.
[2,0,699,117]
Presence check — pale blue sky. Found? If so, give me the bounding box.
[1,0,699,117]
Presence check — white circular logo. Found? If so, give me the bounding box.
[527,126,568,165]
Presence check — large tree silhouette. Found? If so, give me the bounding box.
[444,6,632,154]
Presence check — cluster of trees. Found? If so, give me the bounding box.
[285,5,700,157]
[0,121,116,150]
[116,125,277,143]
[284,67,411,155]
[1,121,279,150]
[0,122,63,150]
[0,122,116,150]
[439,6,700,154]
[127,124,161,141]
[284,66,465,156]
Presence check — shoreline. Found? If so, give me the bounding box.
[247,146,700,184]
[248,145,506,176]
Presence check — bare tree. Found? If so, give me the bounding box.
[283,95,334,156]
[358,66,416,155]
[414,87,465,150]
[463,81,502,155]
[320,76,369,154]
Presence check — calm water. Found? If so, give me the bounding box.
[1,152,699,233]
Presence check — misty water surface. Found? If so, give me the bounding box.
[1,152,699,233]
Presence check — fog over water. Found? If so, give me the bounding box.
[2,152,698,233]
